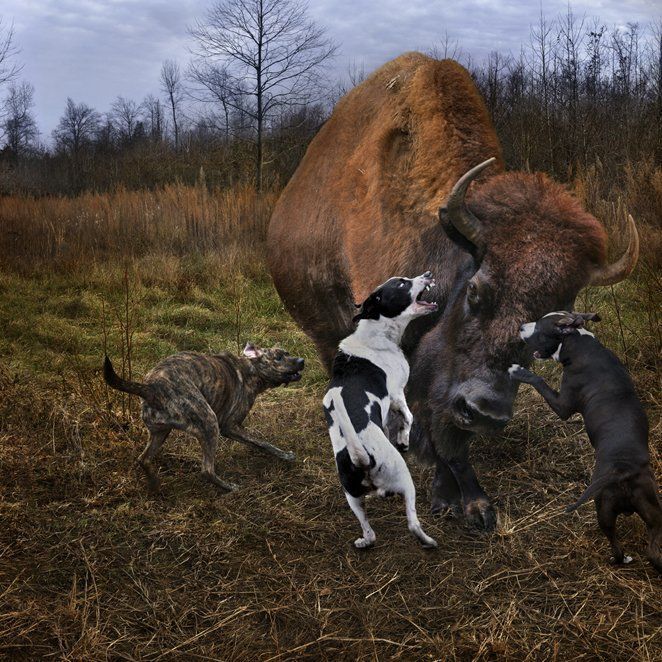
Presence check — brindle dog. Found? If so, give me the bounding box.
[104,343,304,492]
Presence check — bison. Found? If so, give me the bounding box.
[267,53,639,530]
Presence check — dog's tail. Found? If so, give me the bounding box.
[331,397,374,468]
[566,467,639,512]
[103,355,158,408]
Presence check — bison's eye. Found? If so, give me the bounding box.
[467,281,480,307]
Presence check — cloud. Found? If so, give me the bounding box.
[1,0,658,139]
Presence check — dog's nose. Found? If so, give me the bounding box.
[296,358,305,370]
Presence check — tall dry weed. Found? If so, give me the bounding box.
[0,182,275,272]
[574,160,661,378]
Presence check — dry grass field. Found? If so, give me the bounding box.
[0,167,660,660]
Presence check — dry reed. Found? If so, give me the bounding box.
[0,181,276,270]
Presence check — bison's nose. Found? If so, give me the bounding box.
[453,394,511,431]
[296,358,305,370]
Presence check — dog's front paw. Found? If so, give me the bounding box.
[354,537,375,549]
[508,364,534,382]
[280,450,295,462]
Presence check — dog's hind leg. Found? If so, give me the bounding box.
[595,495,628,564]
[188,404,238,492]
[224,426,295,462]
[345,493,376,549]
[138,427,170,492]
[401,477,437,549]
[632,475,662,573]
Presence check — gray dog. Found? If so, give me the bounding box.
[104,343,304,492]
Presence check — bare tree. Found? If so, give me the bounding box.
[0,18,21,89]
[2,80,37,155]
[53,98,100,156]
[189,0,337,191]
[428,30,463,61]
[161,59,184,150]
[144,94,164,142]
[188,61,237,143]
[333,59,366,99]
[52,98,100,190]
[111,96,143,144]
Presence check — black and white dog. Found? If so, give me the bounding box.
[323,272,438,549]
[509,311,662,572]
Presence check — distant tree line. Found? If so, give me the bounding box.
[0,6,659,197]
[467,11,661,183]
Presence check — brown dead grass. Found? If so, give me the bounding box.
[0,164,660,659]
[0,354,660,660]
[0,181,275,272]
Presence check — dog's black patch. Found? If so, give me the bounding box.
[323,401,344,437]
[323,401,335,427]
[329,352,387,433]
[354,278,414,322]
[369,400,382,427]
[335,447,376,498]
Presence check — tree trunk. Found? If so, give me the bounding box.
[256,0,264,193]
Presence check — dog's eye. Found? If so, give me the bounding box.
[398,282,405,288]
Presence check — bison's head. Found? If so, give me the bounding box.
[416,159,639,434]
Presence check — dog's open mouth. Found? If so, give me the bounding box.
[414,281,438,313]
[283,371,302,385]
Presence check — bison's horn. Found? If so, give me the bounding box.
[588,214,639,286]
[441,157,496,247]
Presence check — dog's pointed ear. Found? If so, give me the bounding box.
[578,312,600,323]
[556,313,586,327]
[555,314,577,327]
[243,342,262,359]
[556,311,599,333]
[352,293,381,324]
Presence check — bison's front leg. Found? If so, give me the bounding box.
[410,419,496,530]
[430,459,463,517]
[447,456,497,531]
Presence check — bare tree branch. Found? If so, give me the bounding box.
[188,0,337,190]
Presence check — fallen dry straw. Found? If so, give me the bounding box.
[0,357,660,659]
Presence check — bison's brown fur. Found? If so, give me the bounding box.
[268,53,620,528]
[269,53,508,366]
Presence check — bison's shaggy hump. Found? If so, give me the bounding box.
[269,52,504,305]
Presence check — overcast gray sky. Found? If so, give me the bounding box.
[2,0,659,140]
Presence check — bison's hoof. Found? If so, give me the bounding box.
[431,498,463,518]
[464,498,497,531]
